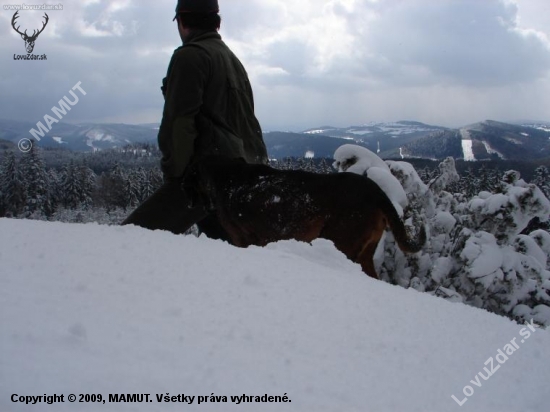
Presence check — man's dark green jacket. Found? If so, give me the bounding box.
[158,31,268,179]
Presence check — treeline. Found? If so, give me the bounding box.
[0,144,549,225]
[0,146,163,221]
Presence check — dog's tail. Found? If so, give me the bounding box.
[383,198,426,254]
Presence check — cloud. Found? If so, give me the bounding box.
[361,0,550,87]
[0,0,177,124]
[237,0,550,89]
[0,0,549,131]
[234,0,550,128]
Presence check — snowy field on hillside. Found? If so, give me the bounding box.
[1,218,549,412]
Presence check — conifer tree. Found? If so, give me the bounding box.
[0,151,24,217]
[77,162,96,209]
[62,161,81,209]
[47,168,62,212]
[19,144,50,218]
[532,165,550,198]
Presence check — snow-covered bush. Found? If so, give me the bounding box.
[47,207,128,225]
[334,145,407,216]
[334,144,550,326]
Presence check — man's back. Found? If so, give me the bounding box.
[158,31,267,178]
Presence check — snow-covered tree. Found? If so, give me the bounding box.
[0,151,24,217]
[317,158,334,174]
[46,168,62,212]
[19,144,51,218]
[124,168,141,208]
[333,144,550,326]
[61,161,82,209]
[532,165,550,199]
[77,162,96,209]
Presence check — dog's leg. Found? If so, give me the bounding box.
[357,243,380,279]
[354,213,386,279]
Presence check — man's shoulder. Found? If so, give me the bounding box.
[172,34,225,57]
[170,42,212,66]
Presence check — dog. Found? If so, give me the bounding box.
[193,157,426,278]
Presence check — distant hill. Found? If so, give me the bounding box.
[0,119,158,152]
[395,120,550,161]
[0,138,15,151]
[265,121,447,159]
[265,120,550,161]
[2,118,550,162]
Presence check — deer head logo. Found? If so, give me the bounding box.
[11,11,49,54]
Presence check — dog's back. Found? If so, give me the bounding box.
[197,157,425,278]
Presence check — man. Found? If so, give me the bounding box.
[122,0,268,237]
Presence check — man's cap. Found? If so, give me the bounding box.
[173,0,219,20]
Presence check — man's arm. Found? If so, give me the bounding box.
[162,46,211,178]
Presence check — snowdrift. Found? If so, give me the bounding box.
[1,219,549,412]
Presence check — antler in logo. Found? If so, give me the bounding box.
[11,11,49,54]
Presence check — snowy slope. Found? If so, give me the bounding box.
[1,219,549,412]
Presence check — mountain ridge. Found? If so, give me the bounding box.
[1,118,549,161]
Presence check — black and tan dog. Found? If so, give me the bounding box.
[193,157,426,278]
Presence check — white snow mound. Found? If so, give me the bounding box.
[1,219,549,412]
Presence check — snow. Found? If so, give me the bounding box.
[86,130,106,141]
[514,235,547,270]
[365,167,407,215]
[433,211,457,233]
[333,144,389,173]
[467,181,550,242]
[533,305,550,325]
[52,136,67,145]
[348,129,373,135]
[462,139,475,161]
[460,231,504,285]
[428,157,459,194]
[459,129,475,161]
[431,257,455,284]
[481,141,504,159]
[86,130,116,149]
[377,125,430,135]
[304,122,434,138]
[530,229,550,256]
[387,161,428,197]
[504,136,523,145]
[530,125,550,133]
[333,145,407,215]
[2,218,550,412]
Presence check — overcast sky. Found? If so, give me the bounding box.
[1,0,550,131]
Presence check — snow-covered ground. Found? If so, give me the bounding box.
[481,140,505,159]
[304,123,435,138]
[1,218,549,412]
[460,129,475,161]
